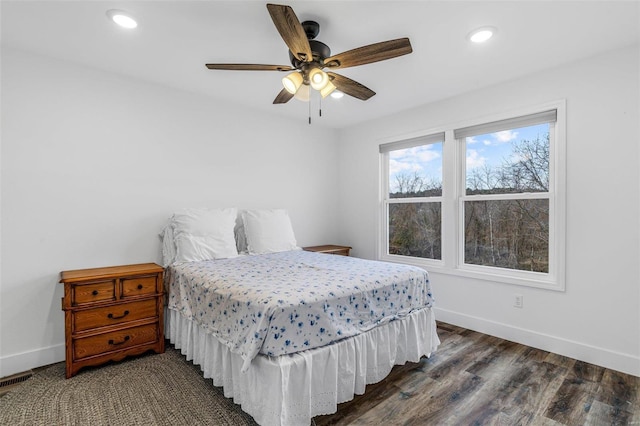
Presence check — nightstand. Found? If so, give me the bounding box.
[60,263,165,378]
[302,245,352,256]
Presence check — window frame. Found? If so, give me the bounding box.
[378,101,566,291]
[379,131,445,267]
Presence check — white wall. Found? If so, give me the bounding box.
[0,48,340,377]
[336,45,640,376]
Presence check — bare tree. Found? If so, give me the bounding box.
[392,172,425,197]
[501,134,549,192]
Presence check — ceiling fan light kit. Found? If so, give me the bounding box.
[204,2,413,115]
[294,84,310,101]
[320,81,337,98]
[309,68,329,90]
[282,72,303,94]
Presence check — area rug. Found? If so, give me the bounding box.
[0,346,258,425]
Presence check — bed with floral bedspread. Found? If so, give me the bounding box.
[165,249,439,426]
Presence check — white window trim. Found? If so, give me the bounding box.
[379,129,445,268]
[378,100,566,291]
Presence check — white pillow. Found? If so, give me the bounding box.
[172,208,238,262]
[242,209,298,254]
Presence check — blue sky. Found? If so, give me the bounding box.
[388,123,549,193]
[466,123,549,172]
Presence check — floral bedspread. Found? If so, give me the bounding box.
[166,250,433,370]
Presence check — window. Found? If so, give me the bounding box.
[457,110,556,275]
[380,133,444,262]
[379,103,565,290]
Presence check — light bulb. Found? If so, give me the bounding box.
[282,72,303,94]
[309,68,329,90]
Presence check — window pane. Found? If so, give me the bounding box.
[389,202,441,259]
[389,143,442,198]
[466,124,549,195]
[464,199,549,272]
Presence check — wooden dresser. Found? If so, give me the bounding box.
[60,263,165,378]
[302,245,352,256]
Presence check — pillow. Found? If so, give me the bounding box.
[242,209,298,254]
[172,208,238,263]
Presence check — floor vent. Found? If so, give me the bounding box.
[0,371,33,396]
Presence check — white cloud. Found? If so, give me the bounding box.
[466,149,486,169]
[467,136,478,145]
[493,130,518,143]
[389,158,422,176]
[417,149,440,163]
[483,139,492,146]
[388,145,440,174]
[389,150,406,160]
[390,145,440,160]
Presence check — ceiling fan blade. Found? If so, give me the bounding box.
[327,72,376,100]
[273,88,294,104]
[266,4,312,62]
[205,64,294,71]
[324,38,412,69]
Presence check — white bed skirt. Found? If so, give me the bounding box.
[166,308,440,426]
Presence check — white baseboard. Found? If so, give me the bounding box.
[434,307,640,377]
[0,344,65,378]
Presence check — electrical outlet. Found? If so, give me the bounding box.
[514,294,523,308]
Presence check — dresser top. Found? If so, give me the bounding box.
[60,263,163,283]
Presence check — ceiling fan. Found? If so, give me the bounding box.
[205,3,413,104]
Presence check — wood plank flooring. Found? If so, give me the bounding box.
[314,322,640,425]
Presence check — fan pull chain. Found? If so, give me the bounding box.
[319,95,322,117]
[308,95,311,125]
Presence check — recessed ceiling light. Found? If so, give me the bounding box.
[330,91,344,99]
[106,9,138,29]
[468,27,496,43]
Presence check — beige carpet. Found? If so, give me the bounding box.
[0,346,258,425]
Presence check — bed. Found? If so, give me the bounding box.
[161,208,439,426]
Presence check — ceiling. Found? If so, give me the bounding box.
[2,1,638,129]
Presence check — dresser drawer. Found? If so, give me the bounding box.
[73,299,158,332]
[73,323,159,360]
[73,280,116,305]
[122,275,157,298]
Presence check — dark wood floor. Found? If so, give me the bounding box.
[315,322,640,425]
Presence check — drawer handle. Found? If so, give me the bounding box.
[137,284,143,290]
[107,310,130,320]
[92,290,99,296]
[108,336,130,346]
